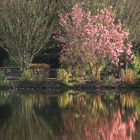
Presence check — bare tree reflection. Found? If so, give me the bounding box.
[0,94,54,140]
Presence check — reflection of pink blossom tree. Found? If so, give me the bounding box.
[57,111,136,140]
[55,4,133,81]
[97,111,136,140]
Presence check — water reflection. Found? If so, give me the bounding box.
[0,93,54,140]
[60,110,136,140]
[0,90,139,140]
[120,92,137,107]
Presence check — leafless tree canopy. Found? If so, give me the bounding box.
[0,0,57,69]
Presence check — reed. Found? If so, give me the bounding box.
[120,69,136,84]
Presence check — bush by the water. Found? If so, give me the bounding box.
[57,69,70,84]
[0,71,8,85]
[120,69,136,84]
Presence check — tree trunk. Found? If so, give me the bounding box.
[88,62,102,82]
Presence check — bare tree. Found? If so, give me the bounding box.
[0,0,58,69]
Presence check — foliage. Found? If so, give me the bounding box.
[133,55,140,74]
[120,69,136,84]
[28,63,50,80]
[57,68,70,84]
[0,71,8,85]
[55,4,133,81]
[21,69,34,81]
[70,67,87,81]
[21,67,50,81]
[59,0,140,43]
[104,75,116,84]
[0,0,58,69]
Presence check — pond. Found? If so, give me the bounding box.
[0,90,140,140]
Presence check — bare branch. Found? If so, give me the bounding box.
[0,0,58,69]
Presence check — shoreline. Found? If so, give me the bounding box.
[0,79,140,92]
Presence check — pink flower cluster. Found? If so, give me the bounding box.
[56,4,133,66]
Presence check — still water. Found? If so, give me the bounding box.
[0,90,140,140]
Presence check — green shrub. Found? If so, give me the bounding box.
[21,67,50,81]
[0,71,8,85]
[21,69,34,81]
[57,69,70,84]
[133,55,140,73]
[104,75,116,84]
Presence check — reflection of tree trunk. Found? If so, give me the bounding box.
[120,92,137,107]
[91,95,104,114]
[0,95,54,140]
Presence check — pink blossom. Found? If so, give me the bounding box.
[55,4,133,71]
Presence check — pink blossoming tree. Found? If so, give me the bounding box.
[55,4,133,81]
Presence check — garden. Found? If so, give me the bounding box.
[0,0,139,90]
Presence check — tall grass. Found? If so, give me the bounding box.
[120,69,136,84]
